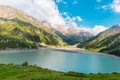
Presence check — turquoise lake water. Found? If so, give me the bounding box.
[0,48,120,73]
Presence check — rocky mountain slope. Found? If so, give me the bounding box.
[42,21,94,45]
[77,25,120,56]
[55,29,94,45]
[0,6,65,49]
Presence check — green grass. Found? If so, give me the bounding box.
[77,33,120,56]
[0,64,120,80]
[0,18,66,49]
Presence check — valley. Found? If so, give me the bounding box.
[0,6,120,57]
[0,2,120,80]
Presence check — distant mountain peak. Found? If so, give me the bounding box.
[98,24,120,36]
[78,24,120,56]
[111,24,120,28]
[0,5,14,9]
[0,5,18,19]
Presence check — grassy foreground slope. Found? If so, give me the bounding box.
[0,64,120,80]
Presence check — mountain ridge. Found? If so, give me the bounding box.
[42,21,94,45]
[77,25,120,56]
[0,5,66,49]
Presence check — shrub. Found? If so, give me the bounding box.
[22,61,29,66]
[64,71,86,77]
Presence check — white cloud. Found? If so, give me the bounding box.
[64,14,78,27]
[72,0,78,5]
[110,0,120,13]
[96,0,102,3]
[80,25,108,35]
[100,0,120,13]
[0,0,83,28]
[0,0,92,35]
[92,25,108,34]
[56,0,63,3]
[101,5,107,10]
[63,12,68,15]
[63,12,83,27]
[56,0,67,4]
[76,16,82,22]
[72,16,82,22]
[0,0,66,26]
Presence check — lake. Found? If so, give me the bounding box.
[0,48,120,73]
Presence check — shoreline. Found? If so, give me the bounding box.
[47,47,120,59]
[0,47,120,59]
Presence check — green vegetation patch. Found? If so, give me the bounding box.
[0,17,65,49]
[0,64,120,80]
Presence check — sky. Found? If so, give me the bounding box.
[0,0,120,34]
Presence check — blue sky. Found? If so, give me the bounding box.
[55,0,120,28]
[0,0,120,34]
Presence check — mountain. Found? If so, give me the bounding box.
[0,6,65,49]
[77,25,120,56]
[42,21,94,45]
[55,29,94,45]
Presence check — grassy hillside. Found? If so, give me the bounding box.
[0,18,65,49]
[77,25,120,56]
[0,64,120,80]
[0,6,66,49]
